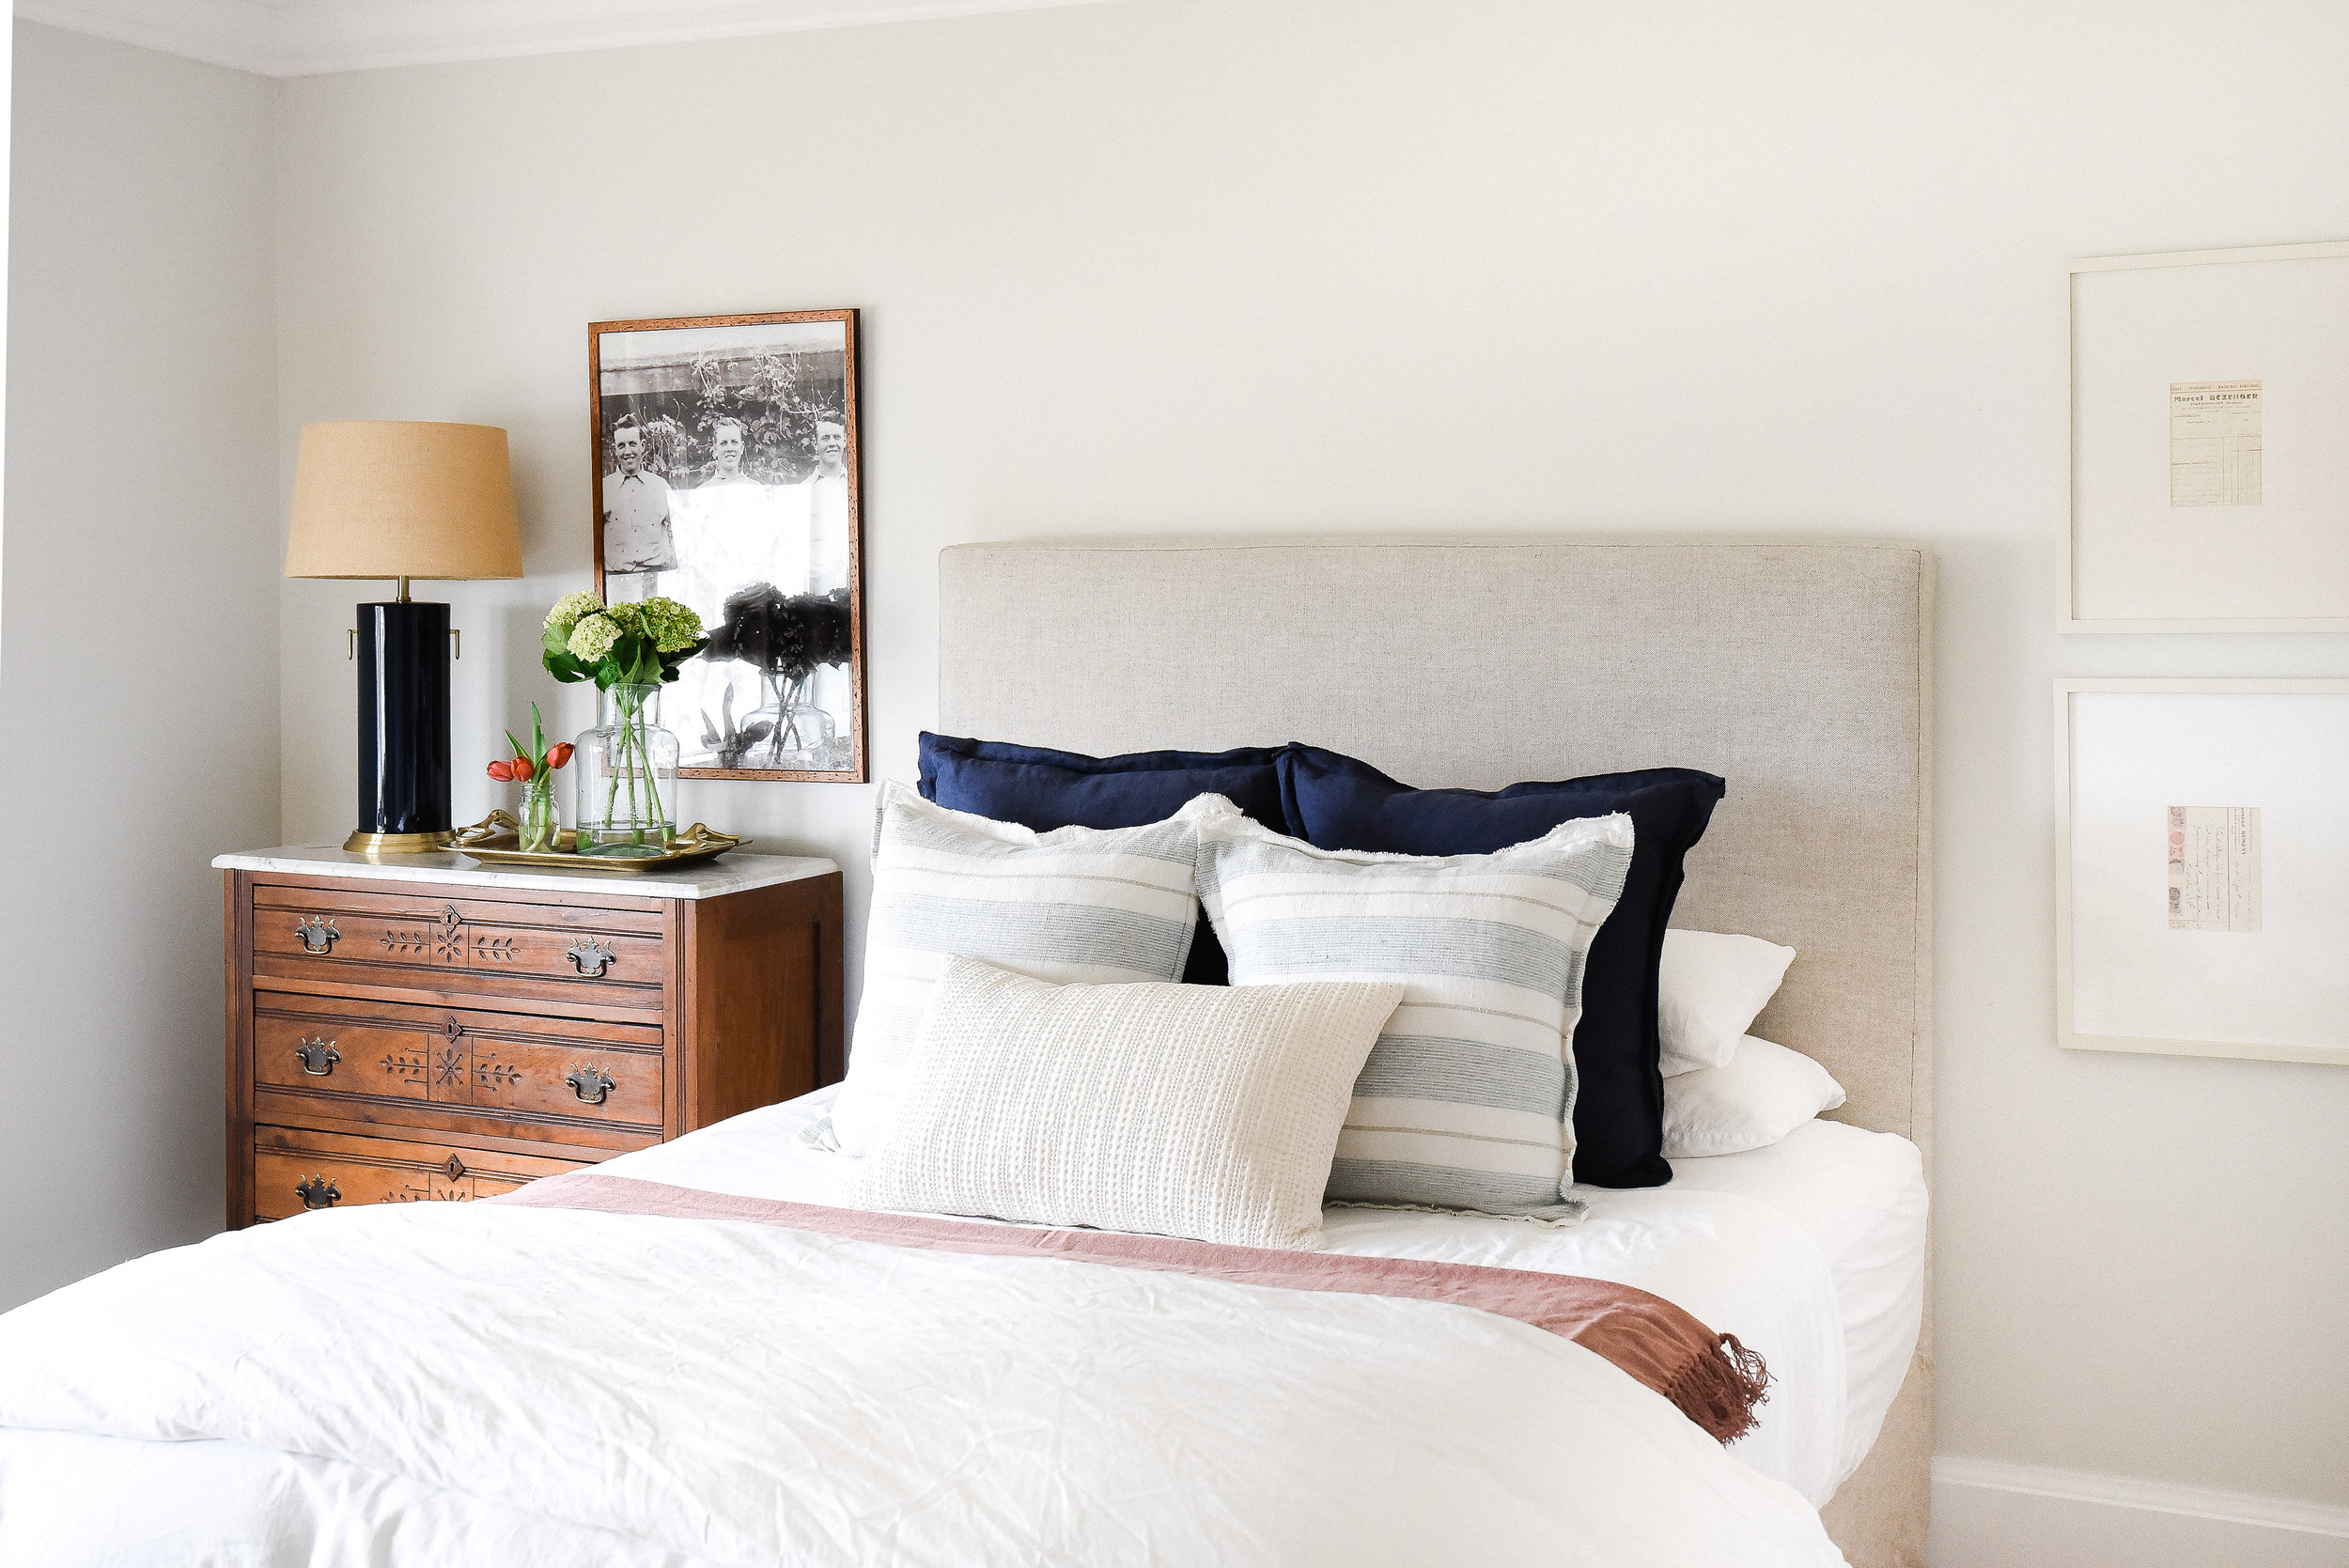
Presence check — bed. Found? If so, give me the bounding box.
[930,536,1936,1564]
[0,537,1932,1566]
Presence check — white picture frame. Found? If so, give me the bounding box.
[2063,240,2349,632]
[2055,678,2349,1065]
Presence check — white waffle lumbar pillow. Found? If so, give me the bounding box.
[856,956,1404,1250]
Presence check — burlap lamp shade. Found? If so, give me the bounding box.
[287,421,523,585]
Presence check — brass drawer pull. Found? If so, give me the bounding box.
[295,1174,341,1210]
[295,916,339,955]
[293,1036,340,1077]
[565,1065,616,1106]
[565,939,617,978]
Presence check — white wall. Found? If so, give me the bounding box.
[5,0,2341,1556]
[0,23,278,1310]
[270,6,2349,1547]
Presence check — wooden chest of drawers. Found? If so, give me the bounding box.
[220,848,843,1228]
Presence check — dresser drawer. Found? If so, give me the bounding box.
[225,860,845,1230]
[253,990,664,1137]
[251,883,665,1011]
[254,1126,585,1219]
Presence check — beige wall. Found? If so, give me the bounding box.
[2,23,278,1309]
[7,0,2343,1546]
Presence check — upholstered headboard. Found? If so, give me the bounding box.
[937,537,1934,1149]
[937,537,1936,1565]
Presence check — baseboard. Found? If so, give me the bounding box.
[1930,1456,2349,1568]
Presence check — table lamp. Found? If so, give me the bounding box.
[287,421,523,853]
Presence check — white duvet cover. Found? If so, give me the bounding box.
[1671,1117,1929,1485]
[607,1086,1924,1503]
[0,1093,1895,1568]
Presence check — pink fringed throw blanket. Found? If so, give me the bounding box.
[498,1172,1771,1443]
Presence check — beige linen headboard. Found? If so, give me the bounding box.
[938,537,1932,1144]
[937,537,1936,1566]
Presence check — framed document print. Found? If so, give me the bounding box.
[2065,240,2349,631]
[2056,679,2349,1065]
[591,309,865,781]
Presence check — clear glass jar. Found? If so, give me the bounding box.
[517,775,559,852]
[574,683,679,858]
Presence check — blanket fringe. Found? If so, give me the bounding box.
[1663,1332,1774,1445]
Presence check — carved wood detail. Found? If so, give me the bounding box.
[380,1050,428,1089]
[230,864,844,1227]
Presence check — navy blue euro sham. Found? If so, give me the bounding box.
[1276,745,1726,1188]
[916,732,1293,986]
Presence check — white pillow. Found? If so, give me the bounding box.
[819,782,1214,1157]
[1657,928,1797,1075]
[856,956,1406,1250]
[1661,1035,1845,1158]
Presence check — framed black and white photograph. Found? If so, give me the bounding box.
[590,309,864,781]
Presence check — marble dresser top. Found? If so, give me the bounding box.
[213,843,839,901]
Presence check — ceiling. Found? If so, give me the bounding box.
[15,0,1116,76]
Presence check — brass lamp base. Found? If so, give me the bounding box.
[343,828,460,855]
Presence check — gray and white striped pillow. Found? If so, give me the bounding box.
[1193,796,1633,1223]
[820,781,1210,1157]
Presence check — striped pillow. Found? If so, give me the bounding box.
[821,782,1210,1157]
[1193,797,1633,1222]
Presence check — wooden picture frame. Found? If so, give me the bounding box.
[590,309,866,782]
[2063,240,2349,632]
[2054,678,2349,1065]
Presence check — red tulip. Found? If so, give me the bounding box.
[511,756,536,782]
[486,759,515,782]
[548,742,574,769]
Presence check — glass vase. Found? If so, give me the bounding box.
[575,683,680,858]
[743,672,837,771]
[517,776,559,852]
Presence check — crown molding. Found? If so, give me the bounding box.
[17,0,277,72]
[15,0,1119,77]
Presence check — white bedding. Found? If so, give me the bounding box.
[610,1086,1923,1505]
[0,1090,1921,1567]
[1670,1115,1929,1487]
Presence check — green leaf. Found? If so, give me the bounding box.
[505,728,526,761]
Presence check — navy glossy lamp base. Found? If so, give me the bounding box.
[348,599,454,854]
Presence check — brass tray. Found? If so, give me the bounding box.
[452,812,750,874]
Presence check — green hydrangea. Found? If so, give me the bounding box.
[638,597,705,654]
[567,613,622,663]
[602,600,646,634]
[543,592,603,634]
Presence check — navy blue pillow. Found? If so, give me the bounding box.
[917,733,1293,986]
[1277,746,1725,1189]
